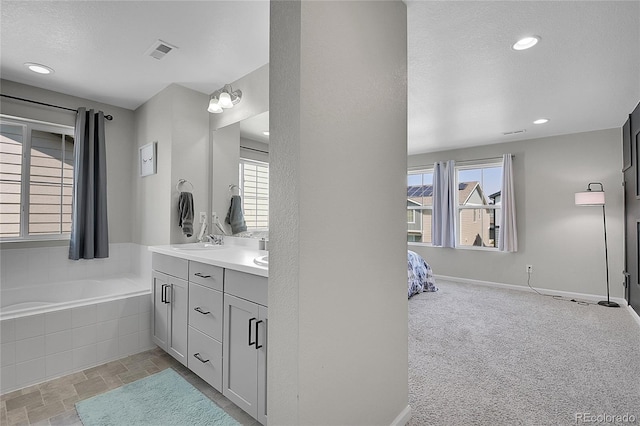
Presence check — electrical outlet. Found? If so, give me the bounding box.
[526,264,533,274]
[199,212,207,224]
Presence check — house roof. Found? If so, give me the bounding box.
[407,181,486,207]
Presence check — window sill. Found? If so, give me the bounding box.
[0,237,70,249]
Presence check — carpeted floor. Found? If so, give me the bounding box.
[408,280,640,426]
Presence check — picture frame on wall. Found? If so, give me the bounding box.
[139,141,157,177]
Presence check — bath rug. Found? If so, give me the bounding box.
[75,368,239,426]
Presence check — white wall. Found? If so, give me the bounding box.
[409,128,625,299]
[132,84,209,246]
[0,79,135,245]
[269,1,409,425]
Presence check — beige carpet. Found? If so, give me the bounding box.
[408,280,640,425]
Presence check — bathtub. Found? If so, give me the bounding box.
[1,276,149,320]
[0,274,154,394]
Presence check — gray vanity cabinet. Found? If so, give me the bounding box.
[151,254,189,366]
[187,261,224,391]
[223,270,268,425]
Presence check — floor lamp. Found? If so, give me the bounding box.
[575,182,619,307]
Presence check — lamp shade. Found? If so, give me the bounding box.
[207,98,223,114]
[575,190,605,206]
[218,92,233,109]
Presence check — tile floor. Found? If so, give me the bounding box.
[0,347,260,426]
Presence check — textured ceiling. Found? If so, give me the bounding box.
[407,0,640,154]
[1,1,639,154]
[0,1,269,110]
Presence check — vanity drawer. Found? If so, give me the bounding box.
[189,282,223,341]
[225,269,268,306]
[188,326,222,392]
[189,261,224,291]
[152,253,188,280]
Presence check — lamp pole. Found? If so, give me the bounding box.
[595,183,618,308]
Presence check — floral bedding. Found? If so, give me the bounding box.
[408,250,438,298]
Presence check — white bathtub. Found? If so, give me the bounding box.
[0,274,154,394]
[1,276,149,321]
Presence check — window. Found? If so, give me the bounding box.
[407,170,433,243]
[456,162,502,248]
[239,158,269,230]
[0,117,74,240]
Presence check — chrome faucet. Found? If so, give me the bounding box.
[207,234,224,245]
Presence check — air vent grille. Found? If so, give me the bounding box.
[145,40,178,60]
[503,129,526,136]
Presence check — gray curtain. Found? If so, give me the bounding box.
[69,108,109,260]
[432,160,457,248]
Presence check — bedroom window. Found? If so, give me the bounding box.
[0,117,74,240]
[407,170,433,243]
[239,158,269,230]
[456,162,502,248]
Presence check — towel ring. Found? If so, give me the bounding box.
[176,179,194,193]
[229,184,242,195]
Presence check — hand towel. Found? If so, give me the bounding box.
[225,195,247,234]
[178,192,194,237]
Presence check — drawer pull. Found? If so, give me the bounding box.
[193,353,210,363]
[194,307,211,315]
[255,320,264,349]
[194,272,212,279]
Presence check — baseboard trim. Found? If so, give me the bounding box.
[389,405,411,426]
[434,274,628,307]
[628,305,640,330]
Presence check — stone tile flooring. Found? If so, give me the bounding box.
[0,347,260,426]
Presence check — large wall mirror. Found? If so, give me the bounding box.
[211,111,269,238]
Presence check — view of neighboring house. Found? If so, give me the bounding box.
[407,181,498,247]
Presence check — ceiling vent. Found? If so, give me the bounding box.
[503,129,526,136]
[145,40,178,60]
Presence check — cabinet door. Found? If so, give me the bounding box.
[167,276,189,366]
[223,294,259,418]
[151,271,169,350]
[257,306,268,426]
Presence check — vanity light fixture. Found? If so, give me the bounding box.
[533,118,549,124]
[24,62,54,75]
[512,36,540,51]
[207,84,242,114]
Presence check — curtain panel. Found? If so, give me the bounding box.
[432,160,457,248]
[69,108,109,260]
[498,153,517,252]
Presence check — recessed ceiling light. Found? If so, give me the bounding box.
[512,36,540,51]
[533,118,549,125]
[24,62,54,75]
[263,131,270,136]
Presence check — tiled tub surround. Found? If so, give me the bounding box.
[0,243,153,394]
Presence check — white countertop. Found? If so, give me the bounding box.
[149,244,268,278]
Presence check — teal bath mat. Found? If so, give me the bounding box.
[75,368,239,426]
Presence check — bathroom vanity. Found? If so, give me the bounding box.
[149,242,268,425]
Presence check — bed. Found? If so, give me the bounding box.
[408,250,438,298]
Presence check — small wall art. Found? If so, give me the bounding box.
[139,141,157,177]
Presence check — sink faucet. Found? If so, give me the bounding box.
[207,234,224,245]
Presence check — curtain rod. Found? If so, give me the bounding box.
[240,145,269,155]
[0,94,113,121]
